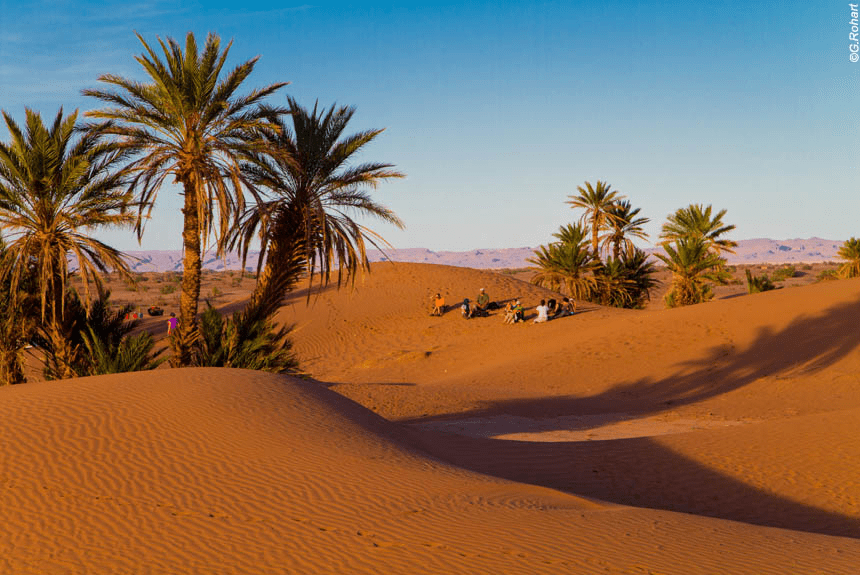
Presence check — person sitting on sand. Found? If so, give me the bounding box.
[534,299,549,323]
[513,300,525,323]
[431,293,446,316]
[475,288,490,316]
[167,312,179,335]
[560,297,576,316]
[461,298,473,319]
[503,302,516,324]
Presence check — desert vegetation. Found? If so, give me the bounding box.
[0,31,402,384]
[530,181,657,309]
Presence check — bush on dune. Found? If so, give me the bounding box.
[771,265,796,282]
[191,302,298,374]
[745,269,776,294]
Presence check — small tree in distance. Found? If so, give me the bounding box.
[837,238,860,278]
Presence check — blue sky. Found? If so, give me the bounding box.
[0,1,857,252]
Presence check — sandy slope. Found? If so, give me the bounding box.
[4,261,860,573]
[1,369,858,574]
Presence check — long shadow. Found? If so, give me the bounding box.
[407,291,860,424]
[395,292,860,538]
[407,428,860,539]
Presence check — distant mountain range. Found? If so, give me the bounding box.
[114,238,845,272]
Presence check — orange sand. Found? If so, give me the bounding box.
[2,261,860,573]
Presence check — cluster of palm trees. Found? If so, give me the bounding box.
[530,181,737,309]
[529,181,657,309]
[0,32,402,385]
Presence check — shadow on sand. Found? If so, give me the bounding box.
[408,290,860,423]
[408,428,860,539]
[401,292,860,538]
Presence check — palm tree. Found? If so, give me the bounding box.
[659,204,737,255]
[567,180,623,256]
[602,200,650,260]
[655,237,730,308]
[619,246,658,307]
[234,97,404,319]
[837,237,860,278]
[528,223,597,300]
[0,108,135,378]
[83,32,287,366]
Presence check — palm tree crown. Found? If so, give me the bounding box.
[83,31,288,365]
[529,223,596,300]
[837,237,860,279]
[235,97,404,316]
[602,200,650,260]
[567,180,624,256]
[0,108,134,318]
[659,203,737,255]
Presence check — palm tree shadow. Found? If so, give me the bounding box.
[409,291,860,422]
[400,292,860,538]
[407,428,860,538]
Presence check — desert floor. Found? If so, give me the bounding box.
[5,261,860,573]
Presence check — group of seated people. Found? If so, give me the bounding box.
[433,290,576,323]
[461,288,491,319]
[505,297,575,324]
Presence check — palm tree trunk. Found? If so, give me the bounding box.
[0,347,25,385]
[49,323,76,379]
[247,210,305,322]
[591,215,600,258]
[174,183,203,367]
[47,272,75,380]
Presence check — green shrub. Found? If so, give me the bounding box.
[82,328,166,375]
[771,265,796,282]
[160,284,176,295]
[192,302,298,373]
[746,269,776,294]
[802,264,813,271]
[817,269,839,281]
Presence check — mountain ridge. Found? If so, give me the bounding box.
[110,237,845,272]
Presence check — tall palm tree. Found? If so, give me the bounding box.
[659,204,737,255]
[528,223,597,300]
[655,237,729,308]
[234,97,404,319]
[83,31,287,366]
[602,200,650,260]
[567,180,623,256]
[837,237,860,278]
[0,108,135,378]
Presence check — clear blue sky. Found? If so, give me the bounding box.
[0,1,857,252]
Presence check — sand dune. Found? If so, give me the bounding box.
[4,261,860,572]
[2,369,858,573]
